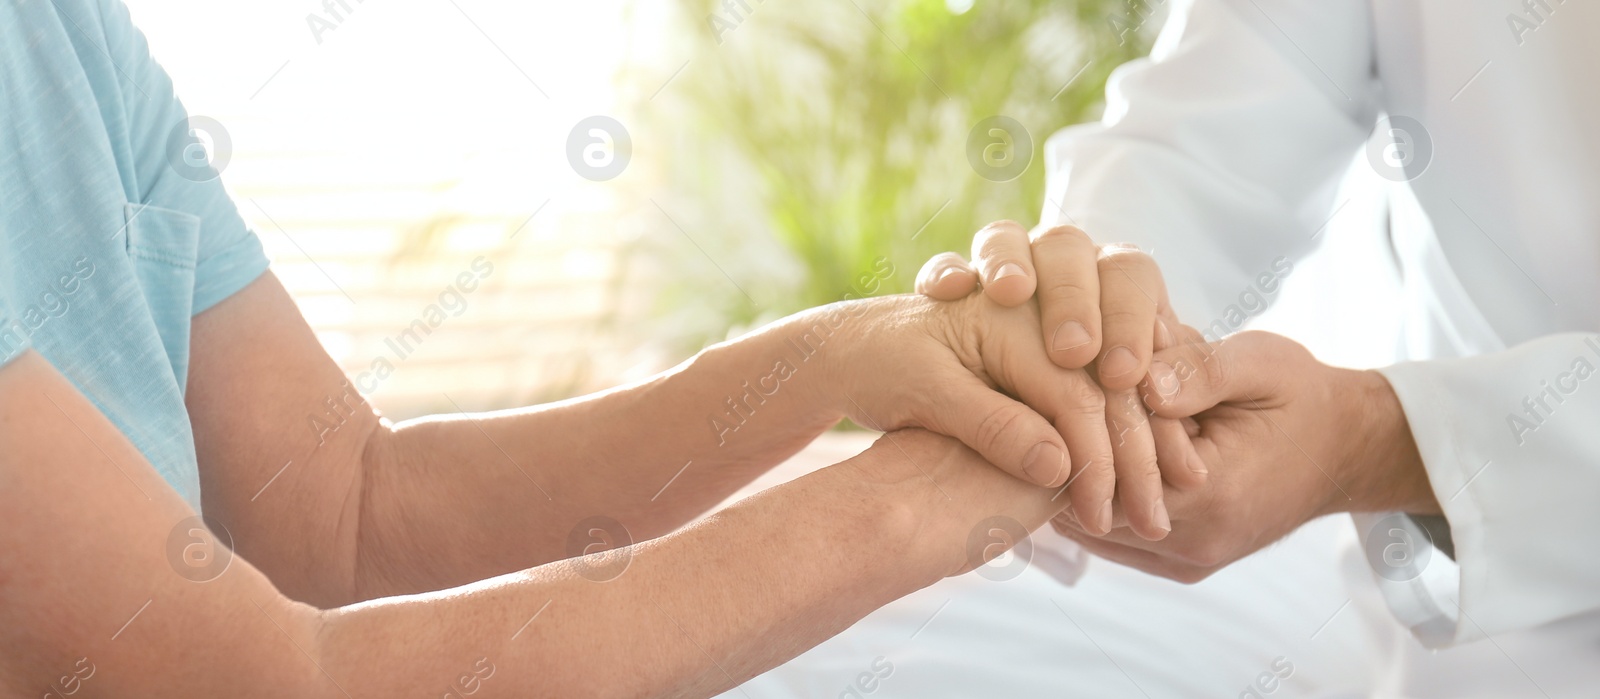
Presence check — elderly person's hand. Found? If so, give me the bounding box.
[911,220,1207,539]
[1050,330,1439,582]
[786,290,1199,539]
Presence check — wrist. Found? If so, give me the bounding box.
[782,294,937,425]
[839,429,1062,582]
[1337,369,1440,515]
[695,304,861,427]
[823,445,953,590]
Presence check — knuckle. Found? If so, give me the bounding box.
[974,221,1028,249]
[1032,224,1093,246]
[1172,343,1226,392]
[1096,242,1145,261]
[1086,453,1117,481]
[1199,344,1230,390]
[981,219,1027,234]
[973,403,1030,453]
[1242,330,1305,360]
[1235,329,1277,343]
[1067,382,1107,417]
[1077,454,1116,484]
[1100,308,1154,334]
[1138,455,1162,481]
[1038,276,1096,305]
[1105,386,1147,418]
[1097,246,1160,276]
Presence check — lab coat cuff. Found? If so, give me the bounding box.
[1373,361,1493,647]
[1349,512,1466,648]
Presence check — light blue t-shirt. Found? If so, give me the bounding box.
[0,0,270,508]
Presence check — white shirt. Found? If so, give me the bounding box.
[1039,0,1600,650]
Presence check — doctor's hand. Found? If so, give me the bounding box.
[1050,331,1440,583]
[915,220,1206,536]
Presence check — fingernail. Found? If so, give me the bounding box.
[1101,346,1138,377]
[934,265,962,284]
[1096,499,1114,534]
[1149,360,1179,400]
[1024,442,1065,486]
[992,262,1026,282]
[1154,316,1174,348]
[1052,320,1092,352]
[1187,453,1208,475]
[1152,500,1172,533]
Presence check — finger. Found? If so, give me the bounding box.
[1077,520,1241,573]
[1140,330,1300,419]
[1059,396,1117,536]
[1182,416,1200,437]
[979,325,1116,520]
[1028,376,1114,492]
[1150,414,1207,489]
[1168,320,1209,345]
[1147,317,1207,488]
[919,373,1067,487]
[1050,507,1082,535]
[1028,224,1102,369]
[1104,386,1169,540]
[971,221,1036,306]
[1056,526,1211,583]
[991,347,1115,493]
[1095,449,1212,529]
[1095,245,1168,390]
[915,252,980,300]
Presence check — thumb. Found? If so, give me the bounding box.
[921,373,1070,488]
[1139,330,1296,418]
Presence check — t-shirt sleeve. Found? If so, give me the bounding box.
[98,0,270,315]
[0,302,30,369]
[0,227,30,368]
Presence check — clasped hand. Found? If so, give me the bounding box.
[893,220,1428,583]
[899,220,1206,541]
[794,221,1197,543]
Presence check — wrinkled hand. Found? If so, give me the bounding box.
[844,428,1076,578]
[914,220,1206,540]
[1052,330,1435,582]
[809,293,1138,533]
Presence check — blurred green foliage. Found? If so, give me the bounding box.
[643,0,1156,347]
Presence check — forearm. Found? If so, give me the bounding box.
[192,277,1054,608]
[323,459,923,697]
[4,347,1053,697]
[355,304,862,599]
[323,431,1057,697]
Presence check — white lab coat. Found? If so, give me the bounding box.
[1038,0,1600,682]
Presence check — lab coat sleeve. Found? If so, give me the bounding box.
[1033,0,1530,643]
[1373,333,1600,646]
[1039,0,1378,329]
